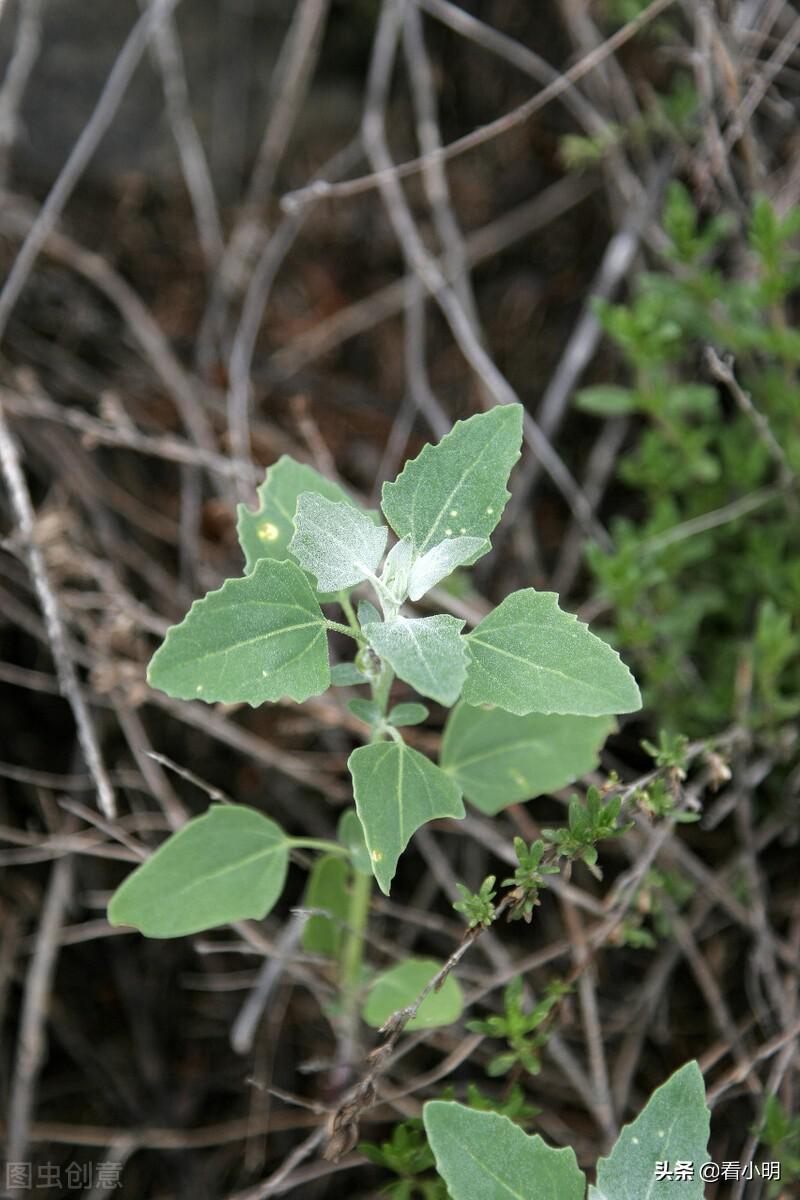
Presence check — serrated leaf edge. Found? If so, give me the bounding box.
[381,405,523,555]
[146,559,330,707]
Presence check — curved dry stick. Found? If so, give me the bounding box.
[268,175,595,384]
[282,0,678,211]
[197,0,332,370]
[0,200,218,460]
[225,139,362,495]
[144,0,224,268]
[403,3,480,330]
[363,0,607,542]
[0,0,182,345]
[0,0,46,188]
[6,856,73,1165]
[0,406,117,819]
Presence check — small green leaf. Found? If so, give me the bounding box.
[349,742,465,894]
[236,455,363,575]
[366,615,467,707]
[290,494,388,593]
[301,854,350,957]
[382,536,414,600]
[407,537,485,600]
[389,702,429,727]
[381,406,523,559]
[423,1102,585,1200]
[362,958,463,1030]
[454,876,496,928]
[337,808,372,875]
[348,698,382,726]
[441,703,614,813]
[575,386,637,416]
[331,662,367,686]
[107,805,289,937]
[463,589,641,716]
[358,599,382,628]
[591,1061,710,1200]
[147,558,330,706]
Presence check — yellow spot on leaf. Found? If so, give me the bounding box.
[486,506,494,515]
[371,849,383,862]
[509,769,528,789]
[449,509,458,517]
[257,520,280,542]
[445,527,452,536]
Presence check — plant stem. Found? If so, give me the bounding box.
[289,837,349,856]
[341,866,371,1000]
[325,618,363,642]
[338,590,360,634]
[371,665,395,729]
[336,655,394,1065]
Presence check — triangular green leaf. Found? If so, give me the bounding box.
[290,494,388,593]
[362,958,463,1030]
[237,455,362,574]
[463,589,641,716]
[147,558,330,706]
[301,853,350,957]
[381,406,523,559]
[423,1101,586,1200]
[365,614,467,707]
[593,1061,710,1200]
[407,536,485,601]
[441,702,615,813]
[107,805,289,937]
[348,742,465,894]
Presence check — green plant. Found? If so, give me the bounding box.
[541,786,633,874]
[579,185,800,736]
[451,781,632,937]
[360,1116,447,1200]
[755,1095,800,1197]
[423,1060,711,1199]
[453,874,497,929]
[614,867,694,950]
[107,405,640,946]
[467,975,570,1076]
[360,1085,538,1199]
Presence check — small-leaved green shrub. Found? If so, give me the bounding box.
[755,1095,800,1197]
[466,974,571,1077]
[580,186,800,738]
[107,405,640,946]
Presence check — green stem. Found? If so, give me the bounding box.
[338,590,360,634]
[325,618,363,643]
[371,665,395,732]
[336,656,394,1056]
[289,837,349,857]
[341,866,371,1000]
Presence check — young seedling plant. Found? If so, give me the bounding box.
[107,404,641,1037]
